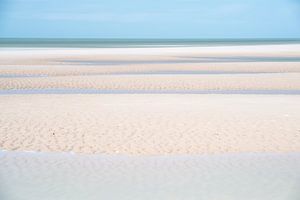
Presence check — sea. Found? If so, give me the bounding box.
[1,38,300,48]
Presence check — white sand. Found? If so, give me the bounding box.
[1,73,300,91]
[1,62,300,77]
[1,44,300,66]
[1,44,300,200]
[0,94,299,154]
[0,45,300,155]
[1,44,300,57]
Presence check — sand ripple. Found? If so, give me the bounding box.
[0,94,299,154]
[1,73,300,91]
[1,46,300,155]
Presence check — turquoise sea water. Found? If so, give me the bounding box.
[1,38,300,48]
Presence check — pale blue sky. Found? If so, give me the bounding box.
[0,0,299,38]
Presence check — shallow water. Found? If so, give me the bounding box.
[0,74,49,78]
[63,56,300,65]
[0,151,299,200]
[0,71,286,79]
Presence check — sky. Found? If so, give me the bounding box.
[0,0,300,38]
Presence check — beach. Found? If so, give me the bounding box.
[1,151,300,200]
[1,44,300,154]
[1,43,300,199]
[1,94,300,154]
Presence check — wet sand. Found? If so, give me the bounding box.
[1,151,299,200]
[1,44,300,199]
[1,45,300,154]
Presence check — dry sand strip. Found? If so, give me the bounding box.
[1,73,300,91]
[0,94,299,155]
[1,45,300,60]
[1,45,300,68]
[1,62,300,77]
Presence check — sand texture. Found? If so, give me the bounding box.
[1,44,300,200]
[1,73,300,91]
[1,45,300,155]
[0,94,300,154]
